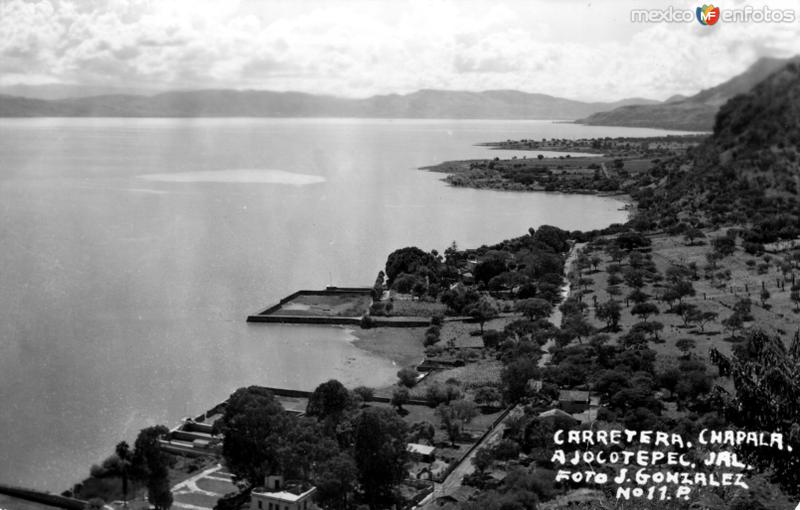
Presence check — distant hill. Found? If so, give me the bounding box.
[578,56,800,131]
[0,84,155,100]
[665,94,688,103]
[0,88,657,120]
[635,60,800,241]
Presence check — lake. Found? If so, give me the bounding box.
[0,118,677,490]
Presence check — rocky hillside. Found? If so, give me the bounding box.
[578,56,800,131]
[635,61,800,242]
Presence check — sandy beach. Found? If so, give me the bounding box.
[348,327,427,370]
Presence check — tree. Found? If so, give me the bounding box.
[733,297,753,321]
[214,386,289,485]
[277,418,339,480]
[385,247,436,285]
[620,330,648,349]
[692,310,718,332]
[531,225,570,253]
[590,256,602,271]
[595,299,621,330]
[147,476,173,510]
[411,279,428,300]
[615,231,651,251]
[607,245,625,263]
[391,387,410,413]
[115,441,132,504]
[671,279,696,302]
[440,285,480,315]
[631,302,659,322]
[760,287,771,307]
[684,227,706,245]
[436,401,477,446]
[675,338,696,358]
[492,439,521,461]
[473,386,502,407]
[472,447,494,473]
[408,421,436,444]
[130,426,172,510]
[397,367,419,388]
[672,303,694,327]
[482,329,504,349]
[466,296,499,334]
[353,408,408,507]
[661,288,681,311]
[307,380,352,421]
[473,254,509,284]
[791,287,800,311]
[425,382,462,407]
[314,454,359,510]
[632,320,664,342]
[623,268,645,289]
[709,330,800,496]
[501,358,540,403]
[711,235,736,257]
[352,386,374,404]
[722,313,744,339]
[392,273,423,295]
[562,313,594,343]
[451,399,479,425]
[627,288,650,304]
[514,298,552,321]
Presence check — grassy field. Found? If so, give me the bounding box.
[388,298,448,317]
[570,230,799,367]
[277,293,372,317]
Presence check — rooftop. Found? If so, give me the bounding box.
[407,443,436,456]
[252,482,316,502]
[558,389,591,402]
[538,408,577,421]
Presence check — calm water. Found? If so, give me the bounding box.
[0,118,678,490]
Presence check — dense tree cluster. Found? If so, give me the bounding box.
[214,384,409,509]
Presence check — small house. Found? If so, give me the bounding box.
[558,390,591,413]
[407,443,436,463]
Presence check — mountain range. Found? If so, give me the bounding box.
[0,88,658,120]
[1,56,796,127]
[578,56,800,131]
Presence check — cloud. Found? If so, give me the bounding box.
[0,0,799,100]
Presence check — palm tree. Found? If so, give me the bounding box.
[115,441,132,505]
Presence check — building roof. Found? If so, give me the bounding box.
[539,488,607,509]
[538,408,578,421]
[558,389,591,402]
[407,443,436,456]
[571,408,599,424]
[252,484,316,502]
[526,379,543,392]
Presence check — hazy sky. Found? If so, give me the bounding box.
[1,0,799,101]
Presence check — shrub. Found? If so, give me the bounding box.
[352,386,374,403]
[397,368,420,388]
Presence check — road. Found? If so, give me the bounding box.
[416,405,524,508]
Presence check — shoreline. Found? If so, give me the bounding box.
[347,326,427,371]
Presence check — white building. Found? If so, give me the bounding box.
[251,475,317,510]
